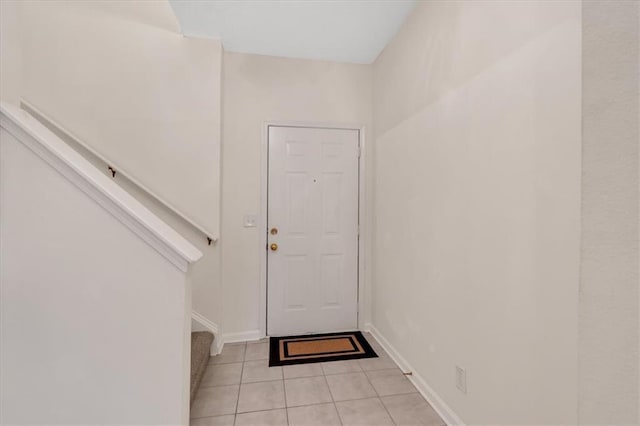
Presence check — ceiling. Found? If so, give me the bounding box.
[168,0,416,64]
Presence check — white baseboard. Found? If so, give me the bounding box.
[364,323,464,426]
[222,329,263,345]
[190,313,264,355]
[191,311,222,355]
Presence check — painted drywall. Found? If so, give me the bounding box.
[0,0,21,104]
[20,0,222,238]
[580,1,640,423]
[0,125,192,425]
[69,0,180,33]
[21,104,224,335]
[9,1,223,329]
[221,52,373,336]
[372,1,581,424]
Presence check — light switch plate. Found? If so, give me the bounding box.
[243,214,257,228]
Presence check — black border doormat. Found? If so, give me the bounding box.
[269,331,378,367]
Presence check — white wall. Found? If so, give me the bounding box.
[371,1,582,424]
[20,0,222,238]
[221,52,373,337]
[4,1,224,332]
[0,0,21,104]
[0,107,199,425]
[580,1,640,423]
[24,104,224,341]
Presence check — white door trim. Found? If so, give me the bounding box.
[259,121,368,338]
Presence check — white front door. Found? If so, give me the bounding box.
[267,126,359,336]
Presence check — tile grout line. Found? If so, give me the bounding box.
[195,377,411,421]
[282,362,289,426]
[234,380,287,415]
[233,344,247,422]
[327,336,404,424]
[236,342,286,418]
[192,343,245,421]
[284,377,290,425]
[199,362,244,389]
[320,362,345,426]
[360,339,398,425]
[204,334,421,425]
[235,399,348,414]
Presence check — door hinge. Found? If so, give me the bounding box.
[357,144,362,159]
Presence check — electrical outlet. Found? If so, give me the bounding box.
[456,365,467,394]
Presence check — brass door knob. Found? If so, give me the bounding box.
[270,243,278,251]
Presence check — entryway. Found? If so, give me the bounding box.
[266,125,360,336]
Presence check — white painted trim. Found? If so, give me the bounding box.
[191,311,222,355]
[259,121,369,337]
[356,126,369,330]
[0,103,202,272]
[222,330,262,344]
[181,276,194,425]
[364,323,465,426]
[258,122,270,339]
[20,100,218,243]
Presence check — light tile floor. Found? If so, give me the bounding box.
[191,333,445,426]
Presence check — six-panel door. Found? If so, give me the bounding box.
[267,126,359,336]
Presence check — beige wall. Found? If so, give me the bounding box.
[0,0,21,104]
[580,1,640,423]
[372,1,582,424]
[221,52,373,335]
[28,114,224,332]
[3,0,375,344]
[1,112,194,425]
[20,0,222,238]
[5,1,224,329]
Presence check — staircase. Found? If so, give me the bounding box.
[190,331,214,404]
[1,103,202,425]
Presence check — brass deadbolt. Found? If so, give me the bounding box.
[270,243,278,251]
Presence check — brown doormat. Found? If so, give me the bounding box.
[269,331,377,367]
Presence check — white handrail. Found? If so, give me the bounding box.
[20,100,218,245]
[0,102,203,271]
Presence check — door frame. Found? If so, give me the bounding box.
[259,121,369,337]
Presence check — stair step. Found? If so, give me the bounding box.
[191,331,214,404]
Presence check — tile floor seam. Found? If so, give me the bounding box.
[285,400,340,410]
[236,379,286,415]
[235,405,285,417]
[234,349,247,417]
[281,377,287,418]
[322,370,364,377]
[321,366,337,403]
[237,406,286,414]
[286,403,343,426]
[323,393,388,404]
[284,385,291,426]
[191,413,234,423]
[361,358,399,425]
[320,364,344,426]
[365,367,420,398]
[333,399,347,426]
[198,334,440,425]
[234,408,292,426]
